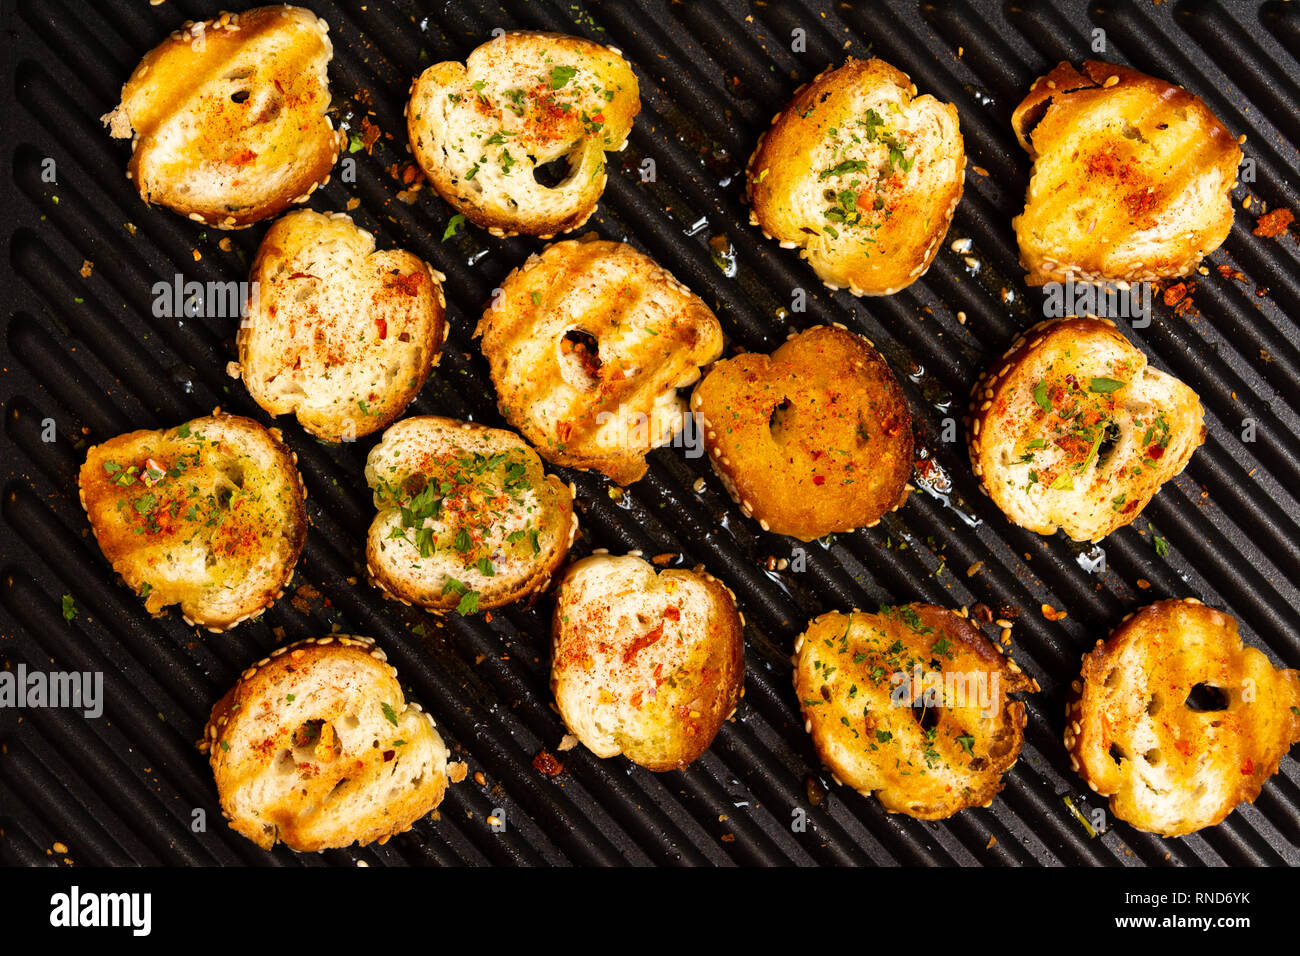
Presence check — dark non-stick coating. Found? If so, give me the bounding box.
[1,0,1298,866]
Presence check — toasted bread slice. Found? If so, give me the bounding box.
[475,237,724,485]
[746,58,965,296]
[968,317,1204,542]
[102,5,342,229]
[1067,600,1300,837]
[551,554,744,771]
[795,605,1036,819]
[691,325,913,541]
[203,635,450,851]
[78,413,307,631]
[233,210,447,442]
[1012,61,1240,285]
[406,31,639,238]
[364,416,577,614]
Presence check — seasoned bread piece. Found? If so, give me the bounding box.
[406,31,639,238]
[78,413,307,631]
[102,6,342,229]
[476,238,724,485]
[746,58,965,296]
[968,317,1204,543]
[233,210,447,442]
[691,325,912,541]
[1012,60,1240,285]
[364,416,577,614]
[795,605,1036,819]
[1067,600,1300,837]
[202,635,449,851]
[551,554,744,771]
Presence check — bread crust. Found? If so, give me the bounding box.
[476,237,724,485]
[746,58,965,296]
[1067,599,1300,837]
[203,635,450,851]
[103,5,342,229]
[794,605,1036,819]
[364,416,577,613]
[234,210,447,442]
[550,554,745,771]
[78,412,307,631]
[406,30,639,238]
[967,317,1204,542]
[691,325,912,541]
[1012,60,1240,285]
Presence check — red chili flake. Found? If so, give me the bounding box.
[1162,282,1188,307]
[623,624,665,664]
[532,750,564,778]
[1241,758,1255,775]
[375,316,388,340]
[227,148,258,166]
[1147,445,1165,459]
[663,606,680,622]
[812,475,826,486]
[390,272,425,296]
[1252,208,1294,238]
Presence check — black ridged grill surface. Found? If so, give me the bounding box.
[1,0,1298,866]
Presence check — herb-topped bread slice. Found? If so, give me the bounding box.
[203,634,450,851]
[746,57,964,296]
[406,30,639,238]
[78,413,307,631]
[364,416,577,614]
[967,317,1204,542]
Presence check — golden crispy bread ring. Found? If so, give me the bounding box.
[1067,599,1300,837]
[235,210,448,442]
[747,58,965,296]
[203,635,449,852]
[691,325,912,541]
[1012,61,1240,285]
[102,6,342,229]
[795,605,1036,819]
[364,416,577,614]
[407,30,639,238]
[475,238,724,485]
[968,317,1204,543]
[550,554,745,771]
[78,413,307,631]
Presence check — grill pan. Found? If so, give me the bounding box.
[2,0,1298,867]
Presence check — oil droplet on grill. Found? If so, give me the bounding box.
[708,234,737,277]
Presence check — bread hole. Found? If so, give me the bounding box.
[1184,683,1229,711]
[1108,742,1127,766]
[231,89,251,104]
[1095,421,1122,468]
[909,697,941,734]
[398,332,411,343]
[558,328,601,389]
[276,749,295,774]
[1143,747,1162,766]
[292,719,325,749]
[820,684,831,702]
[340,715,360,730]
[1103,667,1121,688]
[322,777,349,805]
[768,398,793,443]
[1146,692,1162,716]
[532,152,574,189]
